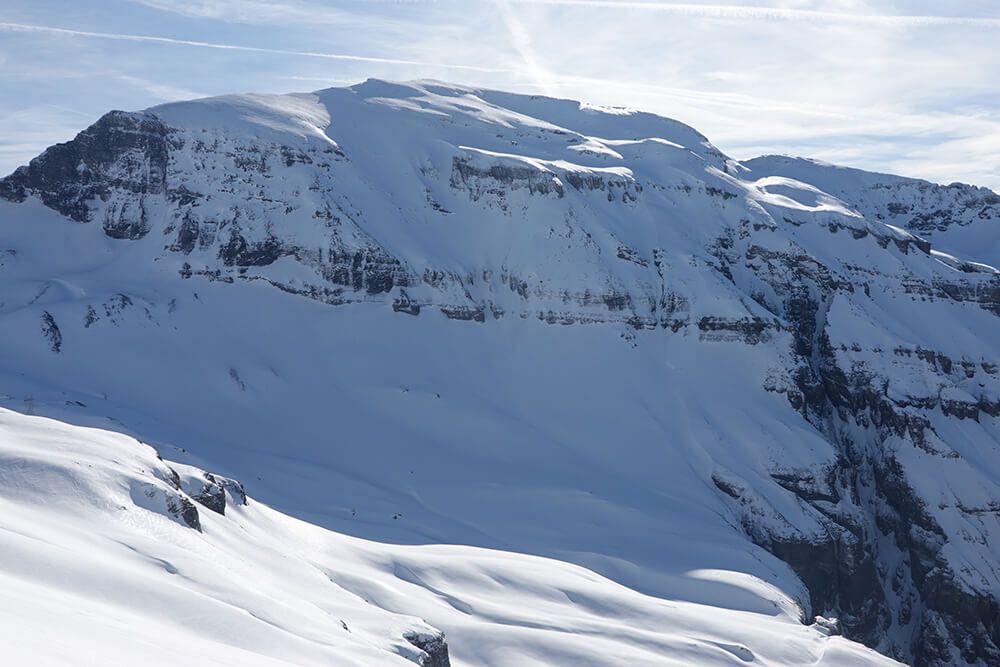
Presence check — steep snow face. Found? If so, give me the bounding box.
[0,407,893,667]
[0,79,998,665]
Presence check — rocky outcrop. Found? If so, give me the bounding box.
[404,632,451,667]
[166,494,202,531]
[171,465,248,517]
[450,155,565,205]
[0,110,169,238]
[40,311,62,353]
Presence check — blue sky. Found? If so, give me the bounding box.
[2,0,999,188]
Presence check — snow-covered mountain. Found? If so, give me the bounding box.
[0,79,997,666]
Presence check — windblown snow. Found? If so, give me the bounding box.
[0,407,886,666]
[0,79,997,666]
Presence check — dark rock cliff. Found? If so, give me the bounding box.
[1,110,170,238]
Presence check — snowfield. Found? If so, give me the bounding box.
[0,79,997,665]
[0,408,892,666]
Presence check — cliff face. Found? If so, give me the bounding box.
[0,110,170,237]
[1,79,998,665]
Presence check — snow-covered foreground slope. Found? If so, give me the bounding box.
[0,79,997,665]
[0,407,891,666]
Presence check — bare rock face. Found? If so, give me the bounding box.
[40,311,62,353]
[167,494,202,531]
[404,632,451,667]
[0,110,169,238]
[170,465,248,516]
[134,466,202,532]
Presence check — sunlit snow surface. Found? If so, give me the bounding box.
[0,408,893,666]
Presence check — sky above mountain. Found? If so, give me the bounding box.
[1,0,998,189]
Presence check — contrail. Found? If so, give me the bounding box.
[0,21,517,73]
[502,0,1000,28]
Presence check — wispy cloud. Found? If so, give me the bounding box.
[113,75,203,102]
[127,0,423,31]
[0,22,515,73]
[128,0,363,24]
[500,0,1000,27]
[495,0,556,95]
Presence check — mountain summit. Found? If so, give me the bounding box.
[1,79,998,666]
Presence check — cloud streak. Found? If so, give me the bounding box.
[0,22,515,74]
[495,0,557,95]
[502,0,1000,27]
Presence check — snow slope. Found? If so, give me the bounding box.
[0,407,891,666]
[0,79,997,665]
[742,155,1000,267]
